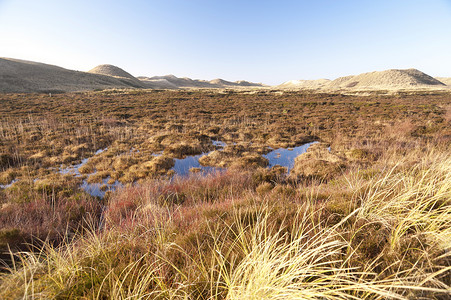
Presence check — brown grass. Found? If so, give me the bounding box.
[0,90,450,298]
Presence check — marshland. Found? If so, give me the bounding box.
[0,89,449,299]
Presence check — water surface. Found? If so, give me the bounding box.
[263,141,318,172]
[32,141,318,198]
[0,179,18,189]
[172,153,224,176]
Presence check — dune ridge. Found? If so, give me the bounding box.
[329,69,445,89]
[279,69,448,91]
[0,57,449,93]
[0,58,142,93]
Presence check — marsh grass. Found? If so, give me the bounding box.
[0,90,450,298]
[0,151,449,299]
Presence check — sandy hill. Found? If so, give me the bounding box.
[278,79,331,89]
[138,75,209,89]
[138,75,264,89]
[0,57,264,92]
[329,69,446,89]
[435,77,451,86]
[89,64,144,87]
[209,79,264,87]
[0,58,142,93]
[89,64,136,80]
[137,76,179,89]
[210,78,235,86]
[235,80,265,87]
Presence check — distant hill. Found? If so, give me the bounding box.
[1,57,448,93]
[137,77,179,89]
[235,80,262,87]
[435,77,451,86]
[278,79,331,89]
[88,64,144,87]
[137,74,265,89]
[0,58,142,93]
[138,75,210,89]
[329,69,446,89]
[88,64,137,80]
[0,58,264,92]
[279,69,448,91]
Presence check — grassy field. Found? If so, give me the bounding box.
[0,89,450,299]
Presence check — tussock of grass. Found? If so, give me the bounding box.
[217,207,447,300]
[1,91,450,298]
[357,152,451,252]
[0,152,449,299]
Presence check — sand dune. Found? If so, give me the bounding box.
[89,64,138,80]
[435,77,451,86]
[0,58,265,92]
[1,57,449,93]
[138,74,264,89]
[0,58,141,93]
[235,80,263,87]
[278,79,331,89]
[279,69,448,91]
[137,77,179,89]
[138,75,211,89]
[89,64,145,87]
[329,69,445,89]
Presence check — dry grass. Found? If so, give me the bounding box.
[0,150,449,299]
[0,90,450,298]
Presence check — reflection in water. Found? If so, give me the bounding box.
[171,140,227,176]
[35,141,319,198]
[212,140,227,148]
[58,148,116,198]
[263,141,318,172]
[172,153,224,176]
[80,177,122,198]
[173,141,317,176]
[59,158,88,176]
[59,148,107,176]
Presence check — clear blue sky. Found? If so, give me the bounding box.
[1,0,450,84]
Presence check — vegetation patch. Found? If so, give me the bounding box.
[0,90,449,298]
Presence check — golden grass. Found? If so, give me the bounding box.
[0,151,449,299]
[0,90,450,298]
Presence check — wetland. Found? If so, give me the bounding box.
[0,89,450,299]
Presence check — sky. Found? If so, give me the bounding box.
[1,0,451,85]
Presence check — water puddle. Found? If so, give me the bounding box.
[80,177,122,198]
[59,148,107,176]
[172,153,224,176]
[0,179,18,189]
[171,139,227,176]
[212,140,227,148]
[59,158,88,176]
[263,141,318,172]
[56,148,119,198]
[172,140,318,176]
[44,140,318,198]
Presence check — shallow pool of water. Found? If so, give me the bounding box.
[212,140,227,148]
[172,153,225,176]
[80,177,122,198]
[0,179,18,189]
[48,141,318,198]
[170,139,228,176]
[263,141,318,172]
[59,148,107,176]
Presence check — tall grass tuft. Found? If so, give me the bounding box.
[0,152,450,299]
[357,151,451,252]
[211,205,450,299]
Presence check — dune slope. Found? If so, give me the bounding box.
[0,58,142,93]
